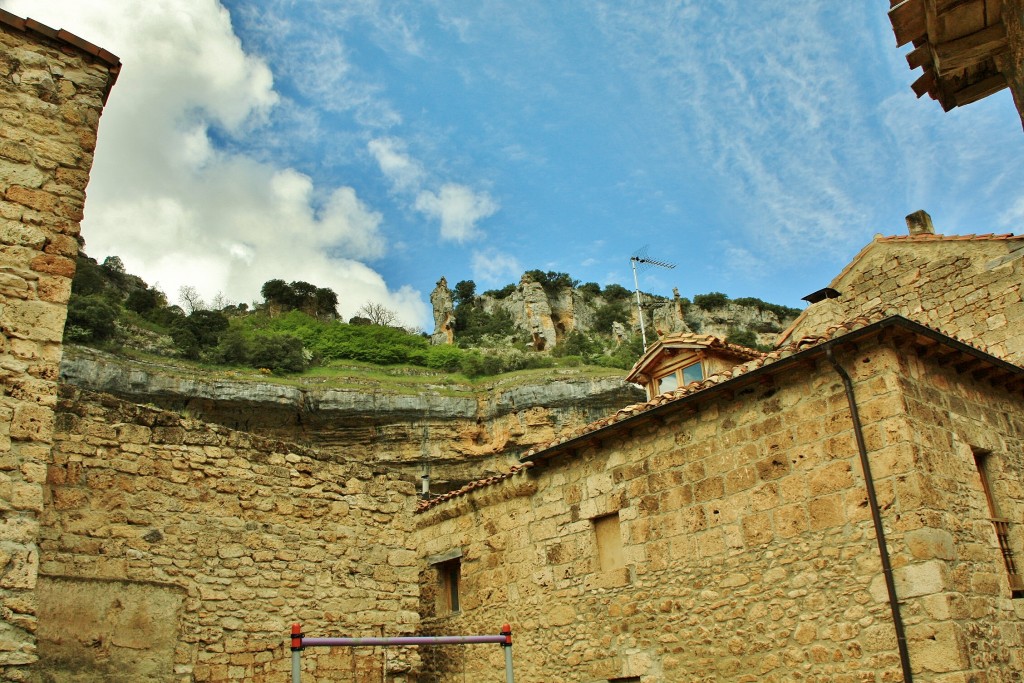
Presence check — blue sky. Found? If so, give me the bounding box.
[6,0,1023,330]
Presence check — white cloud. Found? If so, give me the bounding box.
[368,137,426,193]
[7,0,426,326]
[368,138,499,242]
[471,249,521,285]
[415,184,499,242]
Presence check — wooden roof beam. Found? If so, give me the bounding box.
[906,42,933,69]
[953,73,1008,105]
[890,0,928,46]
[934,22,1008,75]
[912,69,938,98]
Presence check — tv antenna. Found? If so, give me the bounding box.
[630,249,676,351]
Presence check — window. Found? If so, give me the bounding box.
[974,450,1024,596]
[657,373,678,393]
[594,513,625,571]
[654,362,703,395]
[427,548,463,615]
[682,361,703,385]
[438,558,461,614]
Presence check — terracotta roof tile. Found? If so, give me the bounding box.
[0,9,121,101]
[415,462,535,513]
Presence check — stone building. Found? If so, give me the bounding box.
[413,216,1024,682]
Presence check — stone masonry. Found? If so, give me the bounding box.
[779,224,1024,365]
[414,324,1024,681]
[46,385,421,682]
[0,12,119,677]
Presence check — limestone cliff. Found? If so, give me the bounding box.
[60,346,645,491]
[432,275,800,349]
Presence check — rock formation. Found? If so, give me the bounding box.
[60,346,646,492]
[429,276,455,345]
[430,275,799,350]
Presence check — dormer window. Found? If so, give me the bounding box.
[626,334,764,400]
[656,361,703,394]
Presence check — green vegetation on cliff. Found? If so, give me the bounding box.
[66,252,800,378]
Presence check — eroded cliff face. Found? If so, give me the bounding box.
[432,277,798,349]
[60,347,645,491]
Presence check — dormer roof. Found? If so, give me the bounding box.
[625,333,764,386]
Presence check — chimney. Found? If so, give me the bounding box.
[905,210,935,236]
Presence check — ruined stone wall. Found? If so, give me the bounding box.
[413,339,1024,681]
[45,386,421,682]
[782,237,1024,364]
[0,16,117,677]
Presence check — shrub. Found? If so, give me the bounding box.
[482,284,516,299]
[693,292,729,310]
[65,294,119,342]
[593,302,631,333]
[424,344,465,372]
[726,328,759,348]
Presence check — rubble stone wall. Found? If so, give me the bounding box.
[0,17,117,677]
[414,339,1024,681]
[893,348,1024,677]
[44,386,421,682]
[784,237,1024,364]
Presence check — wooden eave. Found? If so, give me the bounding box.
[889,0,1010,111]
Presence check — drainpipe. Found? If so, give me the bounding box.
[826,348,913,683]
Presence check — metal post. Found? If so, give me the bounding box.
[501,623,514,683]
[290,623,302,683]
[631,257,648,351]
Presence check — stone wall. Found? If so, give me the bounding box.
[413,336,1024,681]
[781,235,1024,364]
[0,14,118,677]
[44,386,421,682]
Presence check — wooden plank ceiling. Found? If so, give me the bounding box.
[889,0,1010,110]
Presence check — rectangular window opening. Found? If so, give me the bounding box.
[594,513,625,572]
[682,361,703,385]
[437,558,461,614]
[974,449,1024,597]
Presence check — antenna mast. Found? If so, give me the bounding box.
[630,253,676,351]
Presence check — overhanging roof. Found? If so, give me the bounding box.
[888,0,1017,116]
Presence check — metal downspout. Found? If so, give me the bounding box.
[826,348,913,683]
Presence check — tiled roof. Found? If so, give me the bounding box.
[417,308,1017,514]
[0,9,121,101]
[415,463,534,513]
[874,232,1019,243]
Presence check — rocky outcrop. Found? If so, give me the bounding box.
[429,276,454,345]
[60,347,645,491]
[431,275,799,350]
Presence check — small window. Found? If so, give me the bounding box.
[682,361,703,385]
[437,558,461,614]
[974,450,1024,597]
[594,513,624,571]
[657,373,678,393]
[609,677,641,683]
